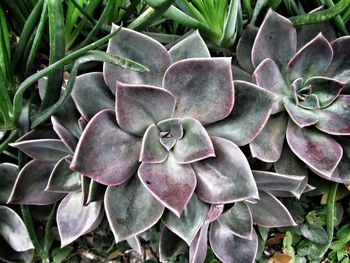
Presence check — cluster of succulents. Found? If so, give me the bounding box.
[3,9,350,263]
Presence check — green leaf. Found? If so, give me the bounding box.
[52,246,74,263]
[300,224,328,244]
[337,224,350,242]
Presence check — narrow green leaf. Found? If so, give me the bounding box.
[40,0,65,110]
[220,0,239,48]
[290,0,350,27]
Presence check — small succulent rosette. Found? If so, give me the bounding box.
[159,170,306,262]
[236,9,350,183]
[68,26,299,261]
[9,90,104,248]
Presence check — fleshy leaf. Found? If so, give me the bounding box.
[330,137,350,183]
[247,190,296,227]
[274,143,308,176]
[139,124,168,163]
[326,36,350,83]
[298,94,321,110]
[253,170,305,198]
[283,97,318,127]
[236,25,258,73]
[286,33,333,82]
[71,72,114,120]
[138,153,196,217]
[315,95,350,135]
[206,204,224,223]
[0,206,34,251]
[206,81,276,146]
[71,110,141,185]
[159,226,187,261]
[252,9,297,68]
[297,21,337,49]
[86,180,106,204]
[169,30,210,62]
[163,58,234,125]
[304,77,344,108]
[189,223,209,263]
[8,160,64,205]
[0,240,33,263]
[10,139,70,162]
[210,221,258,263]
[105,176,164,242]
[162,194,209,245]
[104,25,172,89]
[116,82,175,136]
[0,163,18,203]
[252,58,289,113]
[57,191,103,247]
[218,202,253,239]
[46,156,81,193]
[127,236,143,256]
[157,118,183,139]
[232,65,252,81]
[51,116,78,153]
[192,137,258,203]
[173,118,215,163]
[250,112,288,162]
[286,120,343,178]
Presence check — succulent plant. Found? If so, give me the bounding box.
[9,91,104,248]
[236,9,350,184]
[69,25,280,248]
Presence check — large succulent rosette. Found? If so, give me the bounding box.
[236,9,350,183]
[7,27,307,262]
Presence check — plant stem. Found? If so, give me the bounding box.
[21,205,50,263]
[44,202,58,254]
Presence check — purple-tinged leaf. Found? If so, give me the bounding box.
[247,190,296,227]
[210,221,258,263]
[315,95,350,135]
[159,226,187,261]
[162,194,209,245]
[0,242,33,263]
[206,204,224,223]
[46,156,81,193]
[286,120,343,178]
[71,72,114,121]
[163,58,234,125]
[304,77,344,108]
[0,206,34,251]
[298,94,320,110]
[236,25,258,73]
[81,175,90,206]
[252,58,289,113]
[78,116,87,131]
[253,170,305,198]
[218,202,253,239]
[232,65,251,81]
[286,33,333,82]
[250,112,288,162]
[10,139,70,162]
[252,9,297,68]
[297,21,337,49]
[51,116,77,153]
[157,118,183,139]
[52,97,82,138]
[57,191,103,247]
[169,30,210,62]
[326,36,350,84]
[105,176,164,242]
[173,118,215,163]
[16,126,58,141]
[207,81,276,146]
[0,163,18,203]
[330,137,350,183]
[189,223,209,263]
[71,110,141,186]
[138,153,196,217]
[192,137,258,203]
[104,25,172,89]
[139,124,168,163]
[8,160,64,205]
[116,82,175,136]
[283,97,318,128]
[127,236,143,256]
